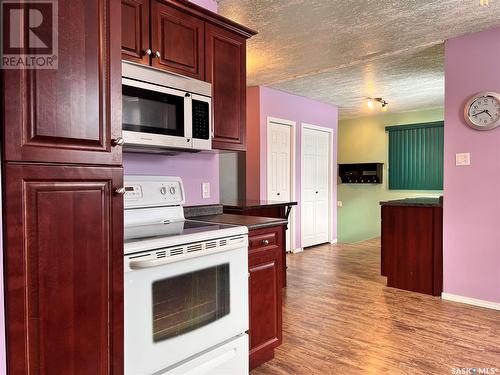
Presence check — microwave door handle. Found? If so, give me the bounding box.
[128,240,247,270]
[184,93,193,140]
[210,100,214,139]
[211,113,214,139]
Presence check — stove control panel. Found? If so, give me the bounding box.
[124,185,143,199]
[123,176,185,209]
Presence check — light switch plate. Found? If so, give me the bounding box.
[455,153,471,166]
[202,182,210,199]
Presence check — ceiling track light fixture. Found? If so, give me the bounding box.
[367,97,389,112]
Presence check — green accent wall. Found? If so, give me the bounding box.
[337,108,444,243]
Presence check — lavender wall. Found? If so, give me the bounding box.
[122,0,220,207]
[444,27,500,303]
[124,152,220,206]
[247,86,339,249]
[189,0,217,13]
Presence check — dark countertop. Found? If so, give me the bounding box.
[380,197,443,207]
[222,199,298,210]
[193,213,288,231]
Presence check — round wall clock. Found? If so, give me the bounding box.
[464,91,500,131]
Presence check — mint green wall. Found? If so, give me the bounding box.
[337,108,444,243]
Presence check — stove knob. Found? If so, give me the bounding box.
[169,186,176,195]
[160,187,167,195]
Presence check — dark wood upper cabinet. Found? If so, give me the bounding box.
[205,23,247,151]
[120,0,256,151]
[2,0,122,166]
[151,0,205,80]
[4,164,124,374]
[121,0,150,65]
[248,226,283,370]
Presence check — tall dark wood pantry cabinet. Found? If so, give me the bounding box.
[1,0,124,373]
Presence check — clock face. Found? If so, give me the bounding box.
[465,92,500,130]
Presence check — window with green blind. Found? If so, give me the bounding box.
[386,121,444,190]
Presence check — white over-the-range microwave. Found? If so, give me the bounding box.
[122,61,212,152]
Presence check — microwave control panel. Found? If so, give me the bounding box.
[192,100,210,140]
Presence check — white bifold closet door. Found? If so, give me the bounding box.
[267,120,293,251]
[301,126,330,248]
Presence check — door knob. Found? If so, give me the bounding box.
[115,187,126,195]
[112,137,124,146]
[143,48,152,56]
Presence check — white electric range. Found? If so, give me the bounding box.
[124,176,249,375]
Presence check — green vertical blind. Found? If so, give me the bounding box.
[386,121,444,190]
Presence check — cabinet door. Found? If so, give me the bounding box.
[205,23,247,150]
[151,1,205,80]
[248,227,283,370]
[4,164,124,374]
[2,0,122,165]
[121,0,150,65]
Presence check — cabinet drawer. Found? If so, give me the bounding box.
[248,227,280,252]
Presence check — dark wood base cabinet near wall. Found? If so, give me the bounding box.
[224,202,297,288]
[248,226,283,370]
[120,0,256,151]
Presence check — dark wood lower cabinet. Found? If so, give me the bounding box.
[381,202,443,296]
[224,204,292,287]
[248,226,283,370]
[3,164,124,374]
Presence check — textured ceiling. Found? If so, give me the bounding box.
[218,0,500,118]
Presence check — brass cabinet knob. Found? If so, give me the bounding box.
[112,137,124,146]
[261,239,270,246]
[144,48,152,56]
[115,187,126,195]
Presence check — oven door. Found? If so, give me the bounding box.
[122,77,193,150]
[124,244,248,375]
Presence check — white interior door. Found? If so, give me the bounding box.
[267,119,295,252]
[301,125,331,248]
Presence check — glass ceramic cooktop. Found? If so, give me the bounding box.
[124,220,235,243]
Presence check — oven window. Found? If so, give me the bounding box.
[122,85,184,136]
[152,264,230,342]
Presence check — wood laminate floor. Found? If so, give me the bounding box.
[252,238,500,375]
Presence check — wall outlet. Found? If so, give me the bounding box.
[202,182,210,199]
[455,153,471,166]
[337,201,343,207]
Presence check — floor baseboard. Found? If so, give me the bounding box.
[441,292,500,311]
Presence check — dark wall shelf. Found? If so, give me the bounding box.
[339,163,383,184]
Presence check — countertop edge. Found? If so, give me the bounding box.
[222,201,298,210]
[192,214,288,231]
[380,197,443,208]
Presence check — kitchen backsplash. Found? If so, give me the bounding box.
[123,152,220,206]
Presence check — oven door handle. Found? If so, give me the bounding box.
[128,241,247,270]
